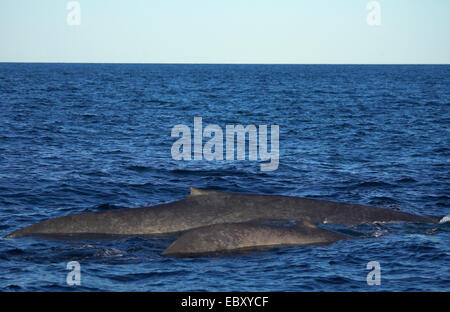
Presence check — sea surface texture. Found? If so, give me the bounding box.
[0,64,448,291]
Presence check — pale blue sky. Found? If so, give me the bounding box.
[0,0,449,63]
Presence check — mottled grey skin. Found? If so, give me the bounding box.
[162,221,352,257]
[4,187,439,238]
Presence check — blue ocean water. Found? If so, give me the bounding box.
[0,63,448,291]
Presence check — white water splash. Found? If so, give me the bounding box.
[439,216,450,223]
[373,230,386,238]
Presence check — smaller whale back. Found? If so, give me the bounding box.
[162,221,351,257]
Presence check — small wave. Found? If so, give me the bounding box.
[433,147,449,153]
[6,284,22,291]
[369,196,399,205]
[315,276,354,285]
[356,181,395,188]
[395,177,417,183]
[337,180,395,191]
[5,248,26,256]
[82,113,97,119]
[126,165,155,173]
[439,216,450,223]
[170,168,250,178]
[92,203,125,211]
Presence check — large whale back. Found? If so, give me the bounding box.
[4,187,439,238]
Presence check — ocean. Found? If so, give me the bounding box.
[0,63,448,291]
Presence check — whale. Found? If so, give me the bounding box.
[162,221,352,257]
[4,187,439,239]
[4,187,439,238]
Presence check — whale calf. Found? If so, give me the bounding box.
[162,221,352,257]
[4,187,439,238]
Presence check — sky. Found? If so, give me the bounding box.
[0,0,449,64]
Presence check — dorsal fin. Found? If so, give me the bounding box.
[189,187,213,196]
